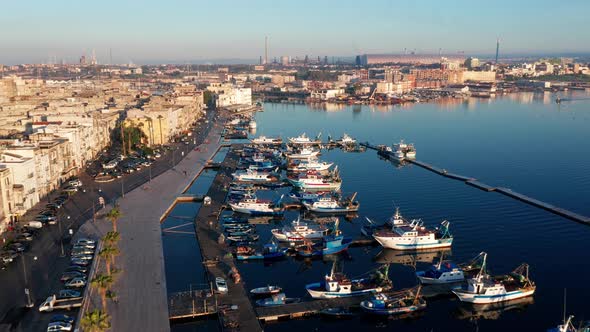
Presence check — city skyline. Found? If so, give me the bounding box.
[2,0,590,65]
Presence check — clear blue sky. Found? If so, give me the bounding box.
[2,0,589,64]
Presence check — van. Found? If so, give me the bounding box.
[27,221,43,229]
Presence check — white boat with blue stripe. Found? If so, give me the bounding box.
[373,219,453,250]
[452,253,536,304]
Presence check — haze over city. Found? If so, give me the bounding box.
[2,0,590,64]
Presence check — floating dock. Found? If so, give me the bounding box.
[256,295,367,322]
[465,180,496,192]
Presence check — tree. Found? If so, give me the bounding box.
[105,206,122,232]
[99,245,120,275]
[81,309,111,332]
[102,231,120,245]
[91,274,114,310]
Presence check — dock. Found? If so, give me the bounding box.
[193,145,264,331]
[256,295,367,322]
[168,289,217,321]
[363,142,590,225]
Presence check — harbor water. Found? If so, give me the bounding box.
[177,91,590,331]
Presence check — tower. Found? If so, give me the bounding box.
[264,36,268,65]
[495,38,500,64]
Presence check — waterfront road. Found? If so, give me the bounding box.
[0,110,220,332]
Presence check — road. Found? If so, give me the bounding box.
[0,110,219,332]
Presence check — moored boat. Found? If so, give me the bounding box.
[271,219,329,242]
[305,265,391,299]
[360,287,427,315]
[287,160,333,172]
[302,193,359,214]
[250,285,283,297]
[288,170,342,191]
[338,133,357,146]
[452,253,536,304]
[232,169,279,183]
[288,133,321,145]
[251,136,282,145]
[255,293,300,306]
[285,147,320,160]
[228,195,284,215]
[373,219,453,250]
[235,243,287,260]
[319,307,355,319]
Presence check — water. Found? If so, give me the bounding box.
[169,91,590,331]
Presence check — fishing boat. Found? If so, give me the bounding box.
[302,193,359,214]
[287,160,333,172]
[232,169,279,183]
[250,285,283,297]
[416,261,465,284]
[255,293,300,306]
[288,133,321,145]
[221,216,249,225]
[338,133,357,146]
[360,287,427,315]
[305,265,391,299]
[251,136,282,145]
[226,234,260,242]
[223,223,254,232]
[288,170,342,191]
[285,147,320,160]
[319,307,355,319]
[393,140,416,159]
[271,219,329,242]
[235,243,287,260]
[228,195,284,215]
[361,207,408,237]
[373,219,453,250]
[288,191,330,202]
[297,233,352,257]
[452,253,536,304]
[548,290,590,332]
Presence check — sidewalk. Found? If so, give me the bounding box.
[77,120,224,331]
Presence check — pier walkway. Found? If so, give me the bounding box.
[256,295,367,322]
[362,142,590,225]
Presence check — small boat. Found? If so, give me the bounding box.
[221,216,249,225]
[373,219,453,250]
[393,140,416,159]
[297,233,352,257]
[416,261,465,284]
[452,253,536,304]
[361,207,408,237]
[319,307,355,319]
[226,234,260,242]
[288,171,342,191]
[228,195,284,215]
[223,224,254,232]
[250,285,283,296]
[302,193,359,214]
[251,136,283,145]
[360,287,427,315]
[288,133,321,145]
[285,147,320,160]
[255,293,300,307]
[288,191,329,202]
[225,229,254,237]
[305,265,391,299]
[235,243,287,261]
[548,289,590,332]
[232,169,279,183]
[271,219,329,242]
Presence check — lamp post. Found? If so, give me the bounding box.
[21,254,37,308]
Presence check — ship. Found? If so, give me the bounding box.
[228,195,284,215]
[288,132,322,145]
[271,219,330,242]
[373,219,453,250]
[360,286,427,315]
[302,193,359,214]
[305,264,391,299]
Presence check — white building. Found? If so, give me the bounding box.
[0,152,39,215]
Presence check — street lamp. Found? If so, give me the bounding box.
[21,254,37,308]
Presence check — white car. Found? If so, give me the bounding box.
[67,180,82,187]
[215,277,228,294]
[47,321,72,331]
[65,277,86,288]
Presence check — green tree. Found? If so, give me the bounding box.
[91,274,114,310]
[99,245,120,275]
[102,231,120,245]
[105,206,122,232]
[80,309,111,332]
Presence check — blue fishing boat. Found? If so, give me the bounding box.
[297,233,352,257]
[255,293,300,307]
[235,243,287,261]
[360,287,427,316]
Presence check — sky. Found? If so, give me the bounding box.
[1,0,589,64]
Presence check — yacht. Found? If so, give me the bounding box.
[271,219,329,242]
[452,253,536,304]
[373,219,453,250]
[251,136,282,145]
[288,133,320,145]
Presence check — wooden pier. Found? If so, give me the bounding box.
[256,295,367,322]
[168,289,217,321]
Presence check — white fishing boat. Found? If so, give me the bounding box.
[452,254,536,304]
[288,170,342,191]
[338,133,357,145]
[393,140,416,159]
[305,264,391,299]
[287,160,333,172]
[251,136,282,145]
[228,195,283,215]
[285,147,320,160]
[416,252,485,284]
[373,219,453,250]
[288,133,321,145]
[362,207,409,237]
[302,193,359,214]
[232,169,278,183]
[271,219,329,242]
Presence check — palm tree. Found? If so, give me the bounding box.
[91,274,113,310]
[80,309,111,332]
[157,114,164,145]
[102,231,120,245]
[105,206,122,232]
[99,245,120,275]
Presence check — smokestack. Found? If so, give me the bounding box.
[264,36,268,65]
[495,38,500,64]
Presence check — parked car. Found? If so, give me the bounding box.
[76,238,96,246]
[63,186,78,193]
[64,277,86,288]
[26,221,43,229]
[1,250,18,263]
[67,179,82,187]
[60,272,86,283]
[64,266,88,274]
[71,248,94,255]
[46,203,62,210]
[70,253,93,261]
[47,321,73,331]
[16,232,34,242]
[9,243,26,253]
[58,289,81,299]
[36,214,57,222]
[215,277,228,294]
[39,210,57,216]
[49,314,75,324]
[70,258,90,267]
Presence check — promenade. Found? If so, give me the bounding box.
[77,118,224,331]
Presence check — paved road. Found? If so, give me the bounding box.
[0,110,219,332]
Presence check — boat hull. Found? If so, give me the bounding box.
[416,272,464,284]
[305,283,382,299]
[373,236,453,251]
[360,302,426,315]
[452,287,536,304]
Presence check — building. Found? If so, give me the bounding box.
[0,152,39,216]
[207,83,252,108]
[280,56,290,66]
[464,57,480,69]
[357,54,465,66]
[0,167,13,233]
[462,71,496,82]
[310,89,344,100]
